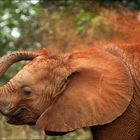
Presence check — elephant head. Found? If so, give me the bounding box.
[0,50,48,125]
[0,47,133,134]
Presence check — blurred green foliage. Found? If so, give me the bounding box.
[75,9,94,35]
[0,0,42,55]
[0,0,139,139]
[0,0,139,54]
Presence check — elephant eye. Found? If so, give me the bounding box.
[21,87,32,97]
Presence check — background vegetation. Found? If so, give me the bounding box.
[0,0,140,139]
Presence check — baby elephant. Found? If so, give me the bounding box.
[0,44,139,140]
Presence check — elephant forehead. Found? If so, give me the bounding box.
[11,57,59,85]
[26,56,59,70]
[13,69,35,84]
[23,60,50,73]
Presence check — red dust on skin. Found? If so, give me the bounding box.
[40,7,140,54]
[37,49,48,56]
[87,10,140,52]
[106,10,140,44]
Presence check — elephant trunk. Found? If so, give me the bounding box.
[0,51,42,78]
[0,50,45,114]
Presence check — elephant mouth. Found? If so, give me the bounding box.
[5,107,38,125]
[11,108,24,117]
[6,108,27,124]
[5,107,25,117]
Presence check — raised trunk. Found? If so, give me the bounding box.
[0,51,42,78]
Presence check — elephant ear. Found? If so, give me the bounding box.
[36,48,133,132]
